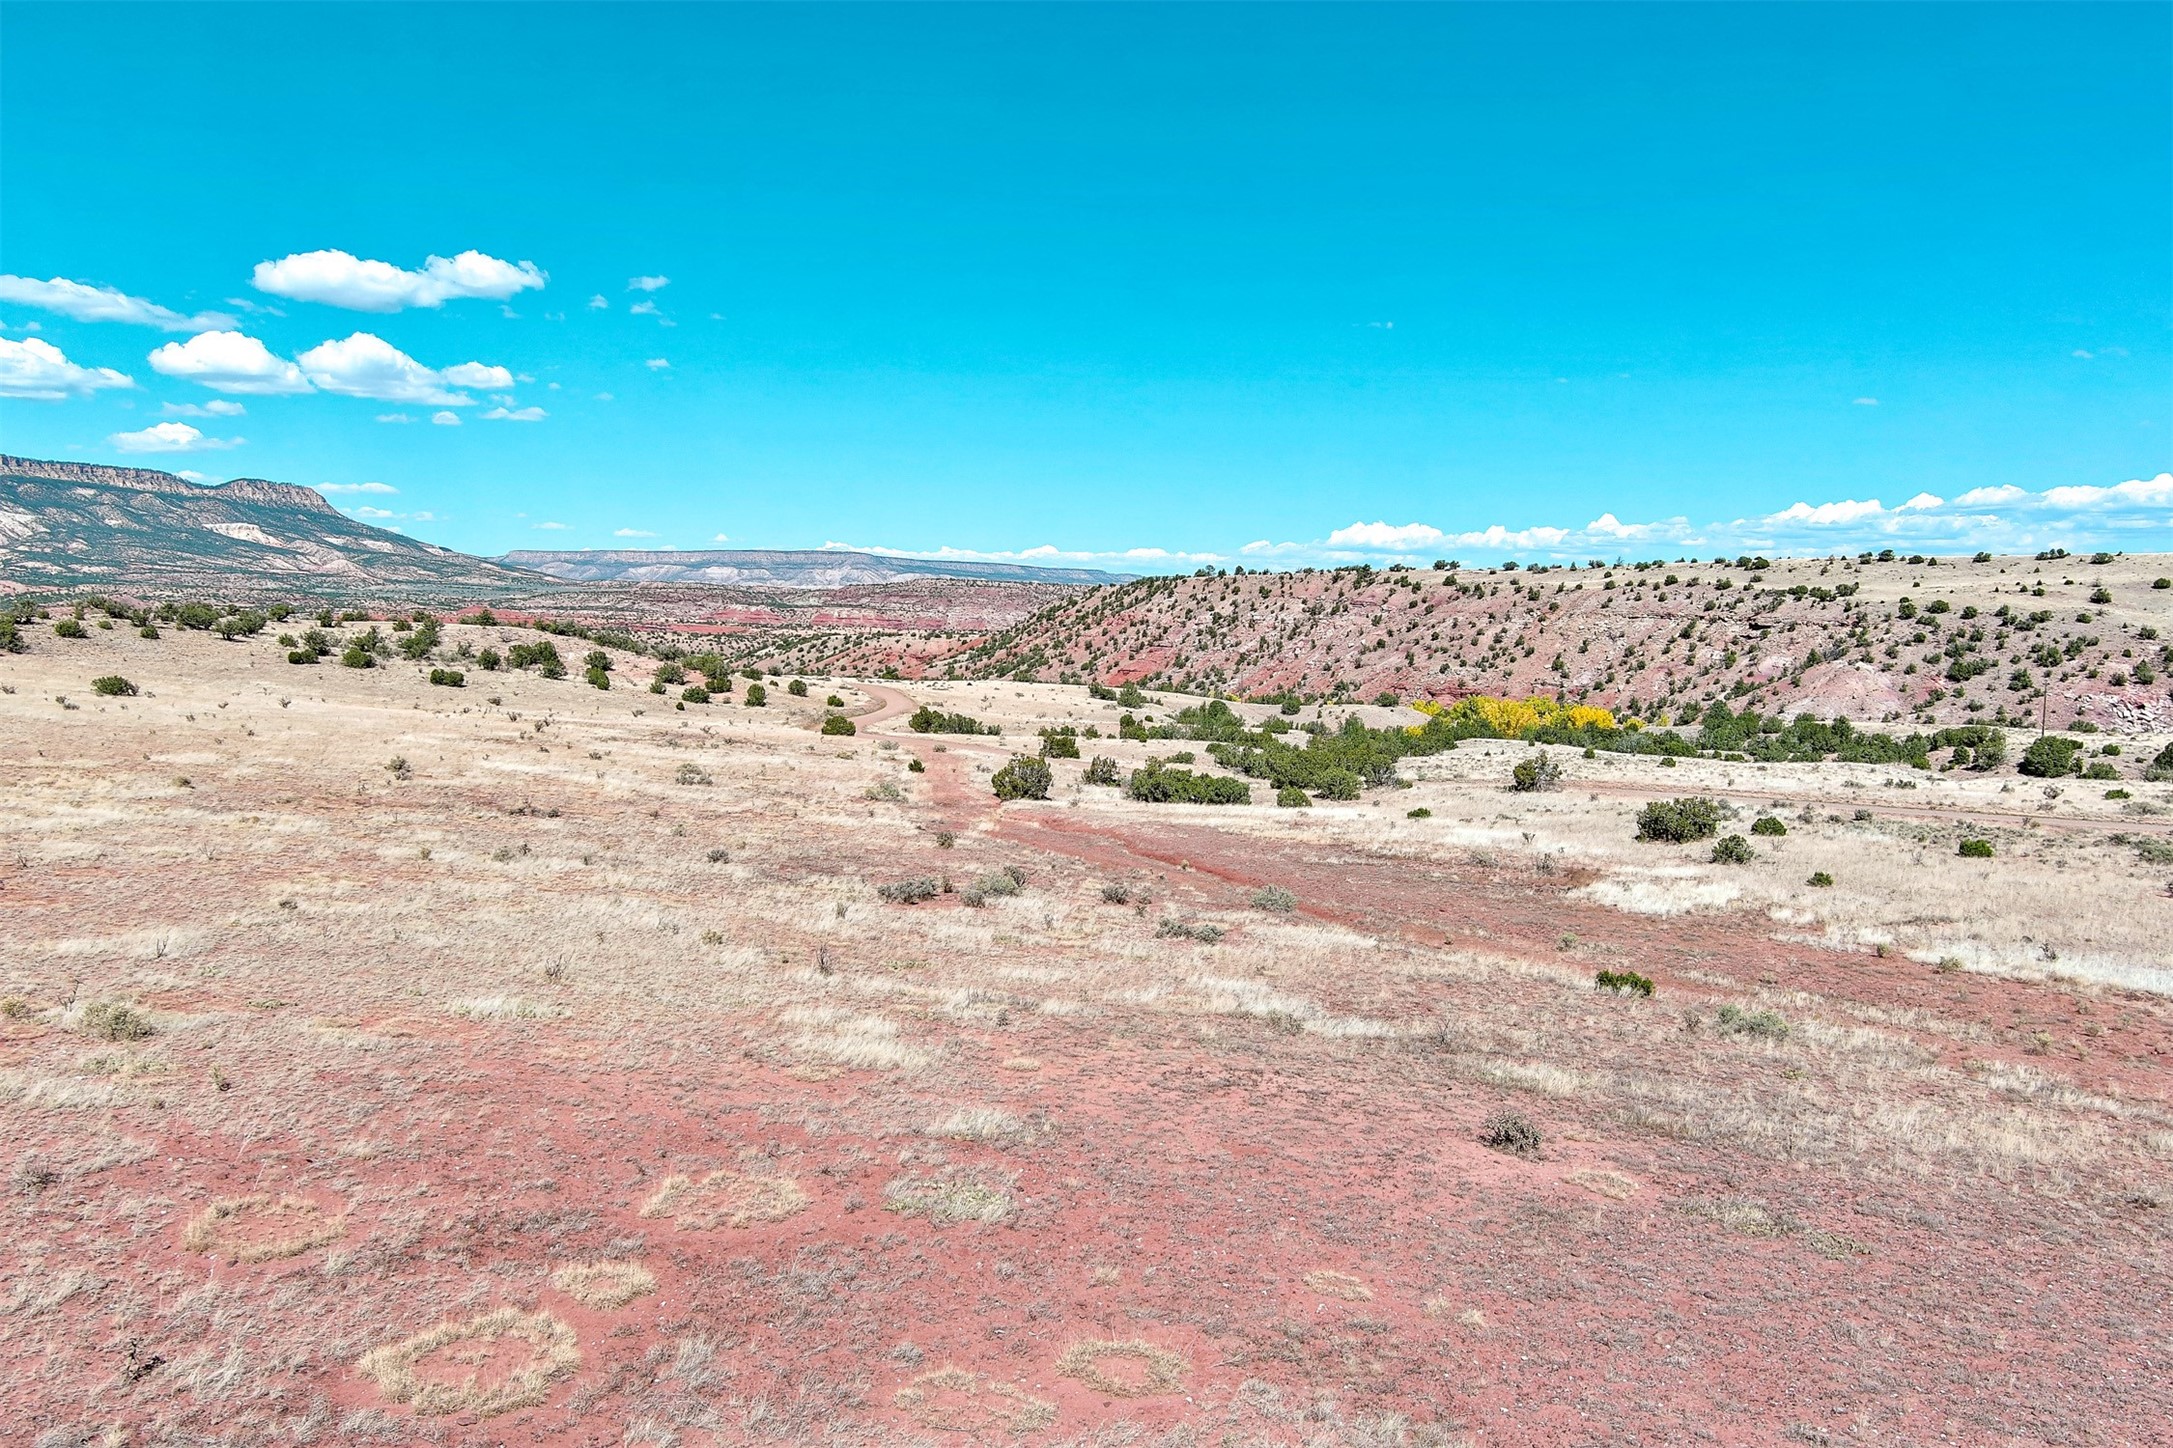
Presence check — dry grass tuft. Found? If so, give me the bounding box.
[1568,1167,1639,1200]
[639,1171,809,1229]
[893,1366,1057,1434]
[999,1056,1041,1072]
[926,1106,1028,1143]
[181,1195,347,1263]
[784,1006,930,1071]
[1301,1269,1374,1301]
[551,1259,657,1308]
[883,1168,1016,1225]
[1054,1338,1189,1398]
[356,1307,580,1417]
[446,995,563,1022]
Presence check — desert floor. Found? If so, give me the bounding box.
[4,627,2171,1446]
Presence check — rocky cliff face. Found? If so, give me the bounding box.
[0,455,543,597]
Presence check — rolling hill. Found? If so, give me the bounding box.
[501,546,1134,588]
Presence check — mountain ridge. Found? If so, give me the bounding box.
[500,546,1135,588]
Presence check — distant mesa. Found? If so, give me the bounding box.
[0,454,545,595]
[501,547,1136,588]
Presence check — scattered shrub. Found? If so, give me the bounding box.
[1479,1110,1541,1158]
[682,685,711,704]
[1636,796,1722,843]
[90,675,137,697]
[1156,918,1225,943]
[54,618,87,639]
[1749,815,1787,836]
[2147,742,2173,783]
[1710,834,1755,864]
[1100,882,1132,904]
[1510,754,1562,792]
[2018,735,2081,778]
[1276,785,1311,808]
[787,679,808,696]
[1714,1005,1789,1041]
[991,756,1053,801]
[1595,969,1654,997]
[906,757,925,773]
[744,683,767,707]
[1407,806,1432,819]
[1084,755,1121,786]
[878,877,941,905]
[1807,871,1834,887]
[1127,763,1250,805]
[910,705,997,735]
[1250,885,1297,913]
[675,763,713,786]
[1039,729,1081,759]
[429,668,465,687]
[341,644,374,669]
[585,665,611,690]
[820,713,857,736]
[80,1000,153,1042]
[1957,838,1994,859]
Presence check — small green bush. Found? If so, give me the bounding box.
[877,876,941,905]
[287,649,316,665]
[54,619,87,639]
[787,679,808,697]
[585,665,611,690]
[1636,796,1722,843]
[1127,763,1249,805]
[820,713,857,736]
[1511,755,1562,793]
[1407,806,1432,819]
[80,1000,153,1042]
[827,694,844,707]
[90,675,137,697]
[1039,729,1080,759]
[909,705,997,735]
[744,683,767,707]
[1807,871,1834,887]
[682,685,710,704]
[1084,755,1121,787]
[1750,815,1787,836]
[991,755,1053,801]
[1957,838,1994,859]
[2147,742,2173,783]
[428,668,465,687]
[2082,762,2119,781]
[907,757,925,773]
[1595,969,1654,997]
[1276,785,1311,808]
[1714,1005,1789,1041]
[1710,834,1756,865]
[341,645,374,669]
[1250,885,1297,913]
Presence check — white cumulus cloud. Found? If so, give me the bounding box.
[628,276,670,292]
[296,333,497,405]
[629,299,660,316]
[252,249,547,312]
[109,421,241,454]
[160,399,246,418]
[0,274,233,331]
[1766,498,1886,526]
[431,410,461,426]
[644,357,669,370]
[1953,485,2029,507]
[481,405,547,422]
[441,361,514,389]
[532,520,570,530]
[1325,521,1445,550]
[148,330,312,395]
[0,336,135,399]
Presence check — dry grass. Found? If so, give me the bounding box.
[1301,1269,1374,1301]
[783,1006,930,1071]
[638,1171,809,1229]
[883,1168,1016,1225]
[550,1260,657,1309]
[894,1367,1058,1434]
[1568,1167,1639,1200]
[180,1195,347,1263]
[1054,1339,1189,1398]
[356,1307,580,1416]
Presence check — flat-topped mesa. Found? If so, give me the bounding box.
[0,455,338,514]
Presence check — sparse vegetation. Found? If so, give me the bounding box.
[820,712,857,735]
[1511,754,1562,792]
[1596,968,1655,997]
[1710,833,1756,864]
[1479,1110,1542,1157]
[991,755,1053,800]
[1636,796,1722,843]
[878,876,941,904]
[90,674,137,696]
[1958,838,1995,859]
[1714,1005,1790,1040]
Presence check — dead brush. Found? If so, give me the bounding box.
[182,1194,348,1263]
[639,1171,809,1229]
[356,1307,580,1417]
[1054,1339,1189,1398]
[550,1259,657,1308]
[894,1367,1056,1434]
[883,1168,1016,1225]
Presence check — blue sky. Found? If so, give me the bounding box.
[3,3,2168,571]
